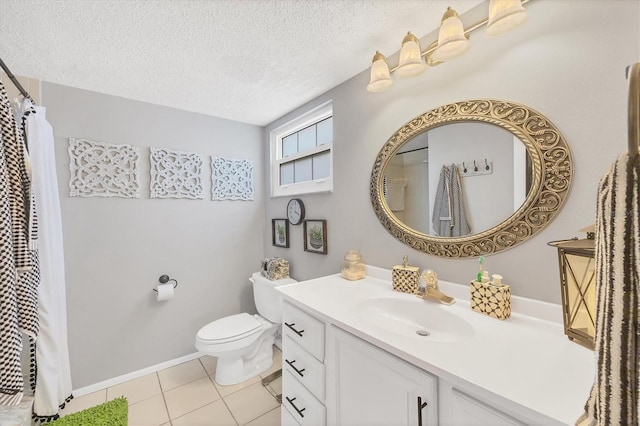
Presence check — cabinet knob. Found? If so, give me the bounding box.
[284,322,305,337]
[285,358,306,377]
[286,396,306,418]
[417,396,428,426]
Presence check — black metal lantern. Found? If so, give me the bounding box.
[548,231,596,350]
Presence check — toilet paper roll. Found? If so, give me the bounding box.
[156,283,175,301]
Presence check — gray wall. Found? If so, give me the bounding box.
[42,83,264,388]
[263,0,640,304]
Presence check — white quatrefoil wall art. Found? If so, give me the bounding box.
[68,138,141,198]
[211,156,254,201]
[150,147,204,199]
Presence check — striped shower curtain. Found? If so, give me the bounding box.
[0,80,40,406]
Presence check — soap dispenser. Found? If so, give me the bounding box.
[469,273,512,320]
[341,250,366,281]
[392,256,420,294]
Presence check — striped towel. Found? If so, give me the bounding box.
[578,153,640,425]
[432,164,470,237]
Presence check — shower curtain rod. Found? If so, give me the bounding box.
[0,57,32,101]
[629,63,640,157]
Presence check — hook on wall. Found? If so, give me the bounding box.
[457,158,493,177]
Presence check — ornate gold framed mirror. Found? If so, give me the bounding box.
[370,99,572,258]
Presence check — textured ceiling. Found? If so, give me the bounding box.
[0,0,483,126]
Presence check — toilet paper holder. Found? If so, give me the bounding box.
[153,274,178,293]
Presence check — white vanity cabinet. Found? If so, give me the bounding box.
[284,301,535,426]
[326,325,437,426]
[277,270,592,425]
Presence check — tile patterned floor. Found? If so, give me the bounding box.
[59,348,283,426]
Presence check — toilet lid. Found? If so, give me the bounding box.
[197,313,263,343]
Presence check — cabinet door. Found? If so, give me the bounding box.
[326,326,437,426]
[448,388,527,426]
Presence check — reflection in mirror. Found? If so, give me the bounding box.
[370,99,572,258]
[383,122,532,237]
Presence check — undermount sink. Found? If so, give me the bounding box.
[357,297,475,343]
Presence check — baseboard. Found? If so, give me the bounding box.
[72,352,203,397]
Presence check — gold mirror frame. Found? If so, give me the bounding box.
[370,99,573,258]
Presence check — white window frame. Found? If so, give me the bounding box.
[270,100,333,197]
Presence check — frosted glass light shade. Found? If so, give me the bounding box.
[431,8,469,62]
[396,32,426,78]
[486,0,528,37]
[367,51,394,92]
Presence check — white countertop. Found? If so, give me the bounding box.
[277,266,595,425]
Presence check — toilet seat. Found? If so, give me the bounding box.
[197,313,264,344]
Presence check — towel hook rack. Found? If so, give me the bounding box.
[628,62,640,158]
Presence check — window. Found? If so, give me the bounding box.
[270,101,333,197]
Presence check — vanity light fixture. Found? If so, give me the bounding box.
[431,8,470,62]
[367,51,394,92]
[486,0,529,37]
[396,32,427,77]
[366,0,529,92]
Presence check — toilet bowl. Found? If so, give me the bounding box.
[195,272,297,385]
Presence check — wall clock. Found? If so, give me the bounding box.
[287,198,306,225]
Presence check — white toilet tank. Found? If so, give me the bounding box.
[251,272,296,323]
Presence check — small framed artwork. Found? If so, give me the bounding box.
[272,219,290,248]
[303,219,327,254]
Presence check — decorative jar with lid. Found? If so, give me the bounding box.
[341,250,365,281]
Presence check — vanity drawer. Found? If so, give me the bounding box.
[283,336,326,401]
[283,302,325,362]
[281,403,301,426]
[283,370,326,426]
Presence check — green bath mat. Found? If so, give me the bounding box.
[50,397,127,426]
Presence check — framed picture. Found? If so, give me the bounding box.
[303,219,327,254]
[272,219,290,248]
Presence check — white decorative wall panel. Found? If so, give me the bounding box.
[68,138,140,198]
[150,147,204,199]
[211,156,254,201]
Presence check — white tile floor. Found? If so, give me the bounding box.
[59,348,283,426]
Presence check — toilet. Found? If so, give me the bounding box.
[195,272,297,385]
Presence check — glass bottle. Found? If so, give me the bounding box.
[341,250,366,281]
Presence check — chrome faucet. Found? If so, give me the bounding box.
[417,270,455,305]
